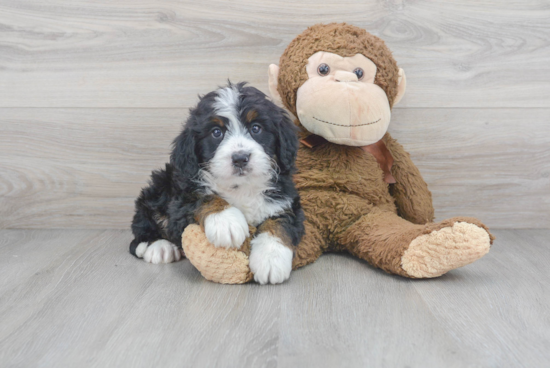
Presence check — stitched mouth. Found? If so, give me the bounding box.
[313,116,380,127]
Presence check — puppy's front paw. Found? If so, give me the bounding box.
[204,207,249,249]
[249,233,293,285]
[137,239,182,264]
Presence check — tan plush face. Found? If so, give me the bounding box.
[296,51,391,146]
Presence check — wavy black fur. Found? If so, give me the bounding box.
[129,82,304,257]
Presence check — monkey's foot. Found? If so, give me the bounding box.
[182,224,253,284]
[401,222,491,278]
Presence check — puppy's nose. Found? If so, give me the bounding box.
[232,151,251,168]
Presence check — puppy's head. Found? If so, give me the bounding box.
[171,82,298,189]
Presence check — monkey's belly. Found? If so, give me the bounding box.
[294,142,397,238]
[298,187,396,240]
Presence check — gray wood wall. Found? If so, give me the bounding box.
[1,0,549,229]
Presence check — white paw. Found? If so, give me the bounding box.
[249,233,293,285]
[135,242,149,258]
[204,207,249,248]
[138,240,182,264]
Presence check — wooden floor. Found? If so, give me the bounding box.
[0,229,548,367]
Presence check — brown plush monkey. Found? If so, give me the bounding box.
[184,23,494,282]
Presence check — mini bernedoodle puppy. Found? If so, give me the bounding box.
[130,82,305,284]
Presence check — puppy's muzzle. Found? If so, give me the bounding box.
[232,151,251,169]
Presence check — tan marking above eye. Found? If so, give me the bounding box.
[211,118,224,127]
[246,109,258,123]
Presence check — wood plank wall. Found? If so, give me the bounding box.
[1,0,549,229]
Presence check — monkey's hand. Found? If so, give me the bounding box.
[182,224,253,284]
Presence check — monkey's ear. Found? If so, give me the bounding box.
[268,64,284,107]
[393,68,407,106]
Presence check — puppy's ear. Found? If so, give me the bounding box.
[276,111,299,174]
[170,125,199,178]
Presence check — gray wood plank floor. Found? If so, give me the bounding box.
[0,229,548,368]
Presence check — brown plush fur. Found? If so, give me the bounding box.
[291,134,444,272]
[291,128,494,277]
[277,23,400,116]
[279,23,494,277]
[182,23,494,282]
[183,224,254,284]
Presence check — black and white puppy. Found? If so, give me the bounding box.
[130,82,304,284]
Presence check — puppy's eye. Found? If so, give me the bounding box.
[250,124,262,134]
[317,63,330,76]
[353,68,364,80]
[211,128,223,139]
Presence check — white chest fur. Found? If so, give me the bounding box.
[198,167,291,226]
[216,185,291,227]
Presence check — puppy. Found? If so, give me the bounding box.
[130,82,305,284]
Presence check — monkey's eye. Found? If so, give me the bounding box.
[353,68,364,80]
[317,63,330,76]
[211,128,223,139]
[250,124,262,134]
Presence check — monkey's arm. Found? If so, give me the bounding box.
[383,133,435,225]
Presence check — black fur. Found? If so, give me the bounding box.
[130,82,304,257]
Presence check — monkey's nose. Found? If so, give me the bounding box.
[334,70,358,83]
[232,151,251,168]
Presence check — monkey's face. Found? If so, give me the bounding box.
[296,51,392,146]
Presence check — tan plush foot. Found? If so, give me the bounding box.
[401,222,491,278]
[182,224,253,284]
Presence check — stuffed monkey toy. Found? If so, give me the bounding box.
[183,23,494,282]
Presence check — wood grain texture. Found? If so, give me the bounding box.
[0,229,548,367]
[0,0,549,108]
[1,108,548,229]
[391,108,550,228]
[0,108,184,229]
